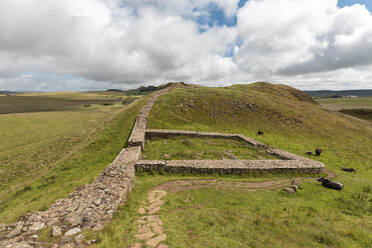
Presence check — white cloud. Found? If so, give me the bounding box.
[0,0,371,91]
[235,0,372,82]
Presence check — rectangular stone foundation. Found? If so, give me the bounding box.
[135,159,325,175]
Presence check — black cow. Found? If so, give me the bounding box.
[258,130,264,136]
[305,151,313,156]
[317,177,344,190]
[342,168,356,173]
[315,148,322,156]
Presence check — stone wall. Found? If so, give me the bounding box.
[128,89,171,149]
[0,87,174,247]
[0,85,327,247]
[135,159,325,175]
[0,146,141,248]
[145,129,319,162]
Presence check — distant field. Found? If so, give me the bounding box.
[20,90,128,99]
[339,109,372,121]
[0,94,146,222]
[0,92,140,114]
[142,136,283,160]
[316,97,372,110]
[316,97,372,122]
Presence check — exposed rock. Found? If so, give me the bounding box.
[290,185,299,192]
[148,207,161,215]
[146,215,161,223]
[0,223,7,232]
[51,226,62,237]
[284,188,295,194]
[146,234,167,247]
[134,232,155,240]
[64,227,81,236]
[6,225,23,239]
[128,243,142,248]
[150,223,163,235]
[137,219,147,224]
[157,245,169,248]
[138,208,146,214]
[164,153,170,159]
[7,241,33,248]
[291,178,302,187]
[93,198,102,206]
[138,225,152,234]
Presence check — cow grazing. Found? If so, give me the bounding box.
[342,168,356,173]
[305,151,313,156]
[258,130,264,136]
[315,148,322,156]
[317,177,344,190]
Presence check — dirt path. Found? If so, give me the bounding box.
[128,168,336,247]
[129,190,168,248]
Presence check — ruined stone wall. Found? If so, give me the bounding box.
[145,129,318,162]
[135,159,325,175]
[0,87,175,247]
[0,146,141,248]
[0,85,327,247]
[128,89,171,149]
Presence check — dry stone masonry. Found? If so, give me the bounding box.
[0,88,173,248]
[128,89,172,149]
[135,159,324,175]
[142,129,325,174]
[0,84,326,248]
[0,146,141,248]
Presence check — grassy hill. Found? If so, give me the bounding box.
[129,82,371,247]
[2,83,372,247]
[0,94,147,222]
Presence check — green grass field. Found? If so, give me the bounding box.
[317,97,372,110]
[75,83,372,248]
[316,97,372,122]
[2,84,372,247]
[20,90,129,99]
[144,83,372,247]
[142,136,282,160]
[0,94,147,222]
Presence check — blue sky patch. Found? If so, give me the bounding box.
[338,0,372,11]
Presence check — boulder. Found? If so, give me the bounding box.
[51,226,62,237]
[64,227,81,236]
[29,222,45,232]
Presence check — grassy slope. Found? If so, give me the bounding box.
[136,83,372,247]
[143,136,282,160]
[0,97,147,223]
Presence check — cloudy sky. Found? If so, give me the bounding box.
[1,0,372,91]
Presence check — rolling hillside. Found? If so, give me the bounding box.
[90,83,372,248]
[1,83,372,247]
[147,83,372,176]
